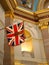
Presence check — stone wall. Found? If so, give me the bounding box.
[0,4,5,65]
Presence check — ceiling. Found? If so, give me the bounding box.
[0,0,39,12]
[0,0,49,12]
[0,0,49,23]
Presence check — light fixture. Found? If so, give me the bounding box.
[48,5,49,8]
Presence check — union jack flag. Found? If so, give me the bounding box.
[6,22,25,46]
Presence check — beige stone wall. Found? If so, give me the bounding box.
[13,18,47,64]
[0,4,5,65]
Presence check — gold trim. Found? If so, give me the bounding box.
[13,0,49,15]
[14,0,17,6]
[15,7,49,17]
[14,14,39,25]
[41,26,48,29]
[5,0,49,18]
[5,11,14,19]
[5,0,49,16]
[16,7,34,15]
[36,8,49,14]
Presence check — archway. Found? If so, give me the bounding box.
[14,20,47,64]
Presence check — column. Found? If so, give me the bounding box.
[3,12,14,65]
[41,28,49,64]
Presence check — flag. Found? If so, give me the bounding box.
[6,22,25,46]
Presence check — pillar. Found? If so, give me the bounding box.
[41,28,49,64]
[3,12,14,65]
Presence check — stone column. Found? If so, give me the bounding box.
[41,28,49,64]
[3,13,14,65]
[0,4,5,65]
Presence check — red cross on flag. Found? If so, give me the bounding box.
[6,22,25,46]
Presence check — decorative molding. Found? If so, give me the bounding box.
[37,0,45,10]
[5,11,14,19]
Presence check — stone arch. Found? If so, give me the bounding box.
[24,21,46,62]
[24,21,42,39]
[14,20,46,62]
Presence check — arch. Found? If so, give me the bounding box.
[14,19,46,62]
[23,21,46,62]
[24,21,42,39]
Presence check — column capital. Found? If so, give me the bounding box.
[5,11,14,19]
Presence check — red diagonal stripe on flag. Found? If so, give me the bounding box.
[7,33,14,38]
